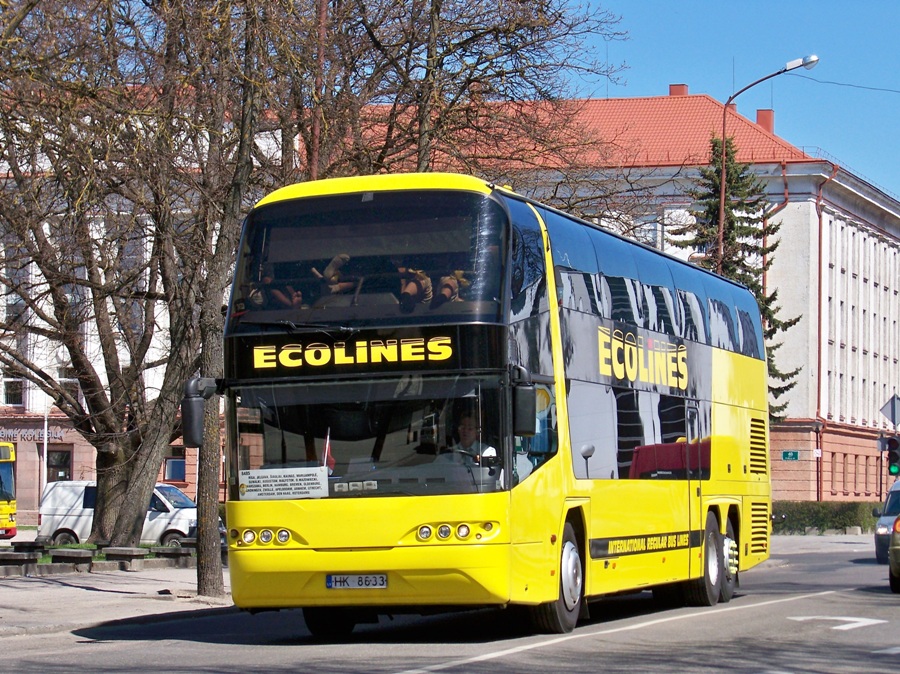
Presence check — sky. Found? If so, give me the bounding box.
[582,1,900,197]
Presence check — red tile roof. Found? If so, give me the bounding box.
[573,90,812,168]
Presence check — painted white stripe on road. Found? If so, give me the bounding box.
[393,590,842,674]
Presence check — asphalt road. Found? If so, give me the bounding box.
[3,534,897,673]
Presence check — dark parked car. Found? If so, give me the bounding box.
[889,516,900,593]
[873,481,900,564]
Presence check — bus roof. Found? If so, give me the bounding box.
[254,173,494,209]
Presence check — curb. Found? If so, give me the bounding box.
[0,555,199,578]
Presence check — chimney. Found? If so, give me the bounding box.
[756,109,774,134]
[668,84,689,96]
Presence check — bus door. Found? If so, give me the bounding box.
[684,403,705,578]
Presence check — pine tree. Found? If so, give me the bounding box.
[669,135,800,421]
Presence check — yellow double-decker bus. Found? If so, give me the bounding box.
[187,173,770,636]
[0,442,15,540]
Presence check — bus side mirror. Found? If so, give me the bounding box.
[513,382,536,437]
[181,377,218,448]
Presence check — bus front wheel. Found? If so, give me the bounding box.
[530,522,583,633]
[303,607,356,640]
[685,511,724,607]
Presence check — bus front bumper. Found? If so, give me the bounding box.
[228,544,513,610]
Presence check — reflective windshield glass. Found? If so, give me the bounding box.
[228,189,506,331]
[884,491,900,517]
[156,484,196,508]
[231,376,504,498]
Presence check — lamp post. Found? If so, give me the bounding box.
[716,55,819,274]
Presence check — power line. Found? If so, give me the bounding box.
[791,73,900,95]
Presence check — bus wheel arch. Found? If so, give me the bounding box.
[529,511,586,634]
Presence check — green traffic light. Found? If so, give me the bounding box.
[890,463,900,476]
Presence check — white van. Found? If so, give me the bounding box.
[37,480,198,546]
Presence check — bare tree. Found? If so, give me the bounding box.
[0,0,206,547]
[1,0,640,598]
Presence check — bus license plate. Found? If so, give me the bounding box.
[326,573,388,589]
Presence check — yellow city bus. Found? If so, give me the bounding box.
[193,173,770,636]
[0,442,16,540]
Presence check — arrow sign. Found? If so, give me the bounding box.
[789,616,887,631]
[882,394,900,426]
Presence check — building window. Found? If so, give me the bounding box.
[47,449,72,482]
[3,372,23,406]
[164,458,186,482]
[58,366,81,405]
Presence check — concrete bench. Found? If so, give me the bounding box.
[151,546,195,568]
[0,551,41,576]
[11,541,46,555]
[151,546,193,558]
[50,548,94,570]
[103,547,148,571]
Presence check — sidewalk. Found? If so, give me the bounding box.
[0,533,876,639]
[1,529,235,637]
[0,566,235,637]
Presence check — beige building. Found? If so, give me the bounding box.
[574,84,900,501]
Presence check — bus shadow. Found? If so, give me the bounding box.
[72,591,675,647]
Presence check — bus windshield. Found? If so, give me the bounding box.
[0,461,13,502]
[228,189,506,331]
[231,375,505,498]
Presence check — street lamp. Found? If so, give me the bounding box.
[715,54,819,274]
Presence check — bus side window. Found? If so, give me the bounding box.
[514,385,557,484]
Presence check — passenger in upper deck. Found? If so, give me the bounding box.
[248,264,306,310]
[312,253,356,295]
[394,260,434,313]
[431,269,470,308]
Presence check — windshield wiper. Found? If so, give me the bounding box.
[237,319,358,335]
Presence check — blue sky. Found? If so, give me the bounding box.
[583,1,900,197]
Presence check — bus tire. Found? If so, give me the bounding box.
[719,518,738,603]
[303,607,356,640]
[890,566,900,594]
[685,511,723,607]
[530,522,583,633]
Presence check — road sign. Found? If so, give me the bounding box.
[881,394,900,426]
[782,450,800,461]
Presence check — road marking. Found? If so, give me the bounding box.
[392,590,841,674]
[873,646,900,654]
[788,616,887,631]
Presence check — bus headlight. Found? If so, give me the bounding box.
[277,529,291,543]
[259,529,274,544]
[417,525,433,541]
[456,524,470,539]
[437,524,452,539]
[241,530,256,544]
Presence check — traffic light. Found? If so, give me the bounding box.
[881,435,900,476]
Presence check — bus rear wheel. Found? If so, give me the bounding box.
[719,518,738,603]
[530,522,583,633]
[685,511,724,607]
[303,607,356,640]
